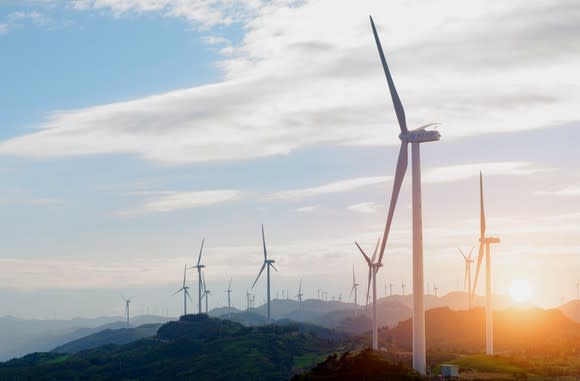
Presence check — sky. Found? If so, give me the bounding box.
[0,0,579,319]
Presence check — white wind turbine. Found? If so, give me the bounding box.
[355,238,381,350]
[122,296,133,328]
[226,279,232,317]
[296,279,304,304]
[202,271,211,314]
[350,266,359,314]
[174,264,192,316]
[190,239,205,315]
[370,16,441,374]
[458,247,475,309]
[472,172,500,355]
[251,224,278,323]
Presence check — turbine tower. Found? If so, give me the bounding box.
[472,172,500,355]
[122,296,133,328]
[355,238,381,350]
[227,279,232,317]
[174,264,192,316]
[370,16,441,374]
[401,281,406,296]
[350,266,359,314]
[251,224,278,323]
[190,239,205,315]
[458,247,475,309]
[389,281,393,296]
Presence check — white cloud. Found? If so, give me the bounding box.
[201,35,230,45]
[118,189,241,215]
[0,1,578,164]
[536,185,580,197]
[269,176,390,200]
[346,202,382,214]
[295,205,320,213]
[0,24,8,35]
[423,161,541,184]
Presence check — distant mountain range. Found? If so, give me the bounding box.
[0,315,172,361]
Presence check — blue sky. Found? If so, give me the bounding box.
[0,0,579,318]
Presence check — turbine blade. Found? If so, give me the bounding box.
[185,288,193,302]
[251,263,266,289]
[261,224,268,261]
[228,278,232,291]
[352,265,356,284]
[173,288,183,296]
[464,263,468,289]
[472,241,485,296]
[197,238,205,266]
[458,248,466,260]
[182,265,187,287]
[202,271,207,291]
[350,284,355,297]
[355,241,372,265]
[480,172,486,239]
[468,246,474,260]
[378,141,409,265]
[299,279,302,294]
[369,16,408,134]
[371,237,380,263]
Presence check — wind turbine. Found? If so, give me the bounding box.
[389,281,393,296]
[202,271,211,314]
[370,16,441,374]
[434,285,439,297]
[458,247,475,309]
[401,281,406,296]
[122,296,133,328]
[174,264,192,316]
[350,266,359,314]
[226,279,232,317]
[471,172,500,355]
[296,279,304,304]
[190,239,205,315]
[251,224,278,323]
[355,238,381,350]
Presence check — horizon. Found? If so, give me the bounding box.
[1,0,579,320]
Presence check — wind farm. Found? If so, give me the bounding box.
[0,2,579,381]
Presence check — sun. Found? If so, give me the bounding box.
[509,280,532,303]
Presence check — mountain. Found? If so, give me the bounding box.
[51,323,162,354]
[383,307,580,355]
[0,314,354,381]
[0,315,172,361]
[560,299,580,323]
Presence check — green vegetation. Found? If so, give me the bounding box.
[0,314,352,381]
[291,349,422,381]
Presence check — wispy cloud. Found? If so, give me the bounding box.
[0,1,578,164]
[0,197,62,206]
[269,176,390,201]
[346,202,382,214]
[0,24,7,35]
[536,185,580,197]
[423,161,541,183]
[295,205,320,213]
[118,189,241,216]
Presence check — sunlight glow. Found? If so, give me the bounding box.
[510,280,532,303]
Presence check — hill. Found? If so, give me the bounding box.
[383,307,580,356]
[0,314,354,381]
[51,324,162,354]
[291,349,422,381]
[560,299,580,323]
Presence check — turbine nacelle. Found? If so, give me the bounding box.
[400,124,441,143]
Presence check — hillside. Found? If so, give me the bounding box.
[291,349,422,381]
[0,314,353,381]
[51,324,162,354]
[383,307,580,356]
[560,299,580,323]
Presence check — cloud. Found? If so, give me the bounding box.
[0,197,62,206]
[69,0,267,28]
[423,161,541,184]
[269,176,390,201]
[295,205,320,213]
[346,202,382,214]
[536,185,580,197]
[118,189,241,215]
[0,1,579,164]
